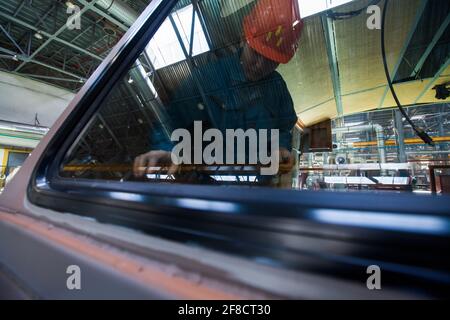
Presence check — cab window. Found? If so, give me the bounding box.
[59,0,450,194]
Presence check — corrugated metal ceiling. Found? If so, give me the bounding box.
[0,0,449,125]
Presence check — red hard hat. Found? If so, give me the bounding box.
[243,0,303,64]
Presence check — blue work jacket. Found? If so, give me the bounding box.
[150,50,297,155]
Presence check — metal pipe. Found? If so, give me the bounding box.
[0,120,49,136]
[321,163,411,171]
[128,59,171,139]
[406,151,450,155]
[0,120,48,148]
[96,0,139,27]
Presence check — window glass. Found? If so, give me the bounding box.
[146,4,210,69]
[60,0,450,194]
[298,0,356,18]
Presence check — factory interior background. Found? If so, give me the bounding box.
[0,0,449,192]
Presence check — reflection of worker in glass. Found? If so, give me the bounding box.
[134,0,303,184]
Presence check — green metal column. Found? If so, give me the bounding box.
[394,110,407,163]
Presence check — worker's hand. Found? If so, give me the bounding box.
[279,148,295,172]
[277,148,295,189]
[133,150,179,178]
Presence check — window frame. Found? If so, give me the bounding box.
[27,0,450,294]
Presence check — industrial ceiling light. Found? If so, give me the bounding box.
[103,26,117,36]
[12,55,19,61]
[34,31,43,40]
[65,1,76,9]
[128,77,134,84]
[292,20,301,28]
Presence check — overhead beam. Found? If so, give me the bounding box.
[26,31,32,55]
[62,33,110,69]
[169,14,218,128]
[67,0,135,76]
[0,46,86,80]
[188,6,196,57]
[0,47,18,58]
[410,12,450,78]
[19,73,84,83]
[0,57,12,70]
[22,59,87,81]
[0,0,103,73]
[192,0,213,50]
[377,0,428,108]
[13,0,27,17]
[77,0,129,31]
[30,3,57,33]
[46,17,104,62]
[0,11,102,63]
[414,56,450,103]
[0,24,26,55]
[15,2,57,46]
[321,15,343,117]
